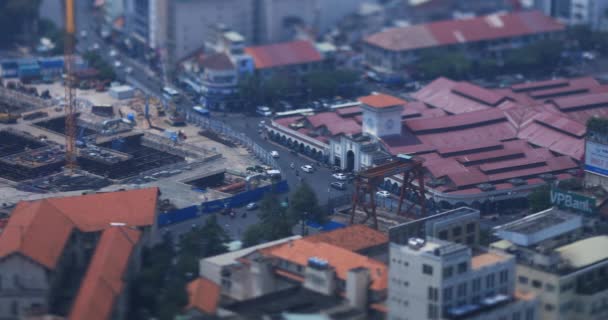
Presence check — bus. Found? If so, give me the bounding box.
[162,86,180,102]
[192,105,210,117]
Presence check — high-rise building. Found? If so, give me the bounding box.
[388,238,538,320]
[534,0,608,31]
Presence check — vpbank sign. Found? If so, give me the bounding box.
[550,188,596,214]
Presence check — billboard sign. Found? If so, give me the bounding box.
[550,188,596,214]
[585,141,608,177]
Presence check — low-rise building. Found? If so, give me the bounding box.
[0,188,159,319]
[190,225,390,319]
[363,11,564,74]
[267,76,608,208]
[388,237,539,320]
[492,207,608,320]
[389,207,481,247]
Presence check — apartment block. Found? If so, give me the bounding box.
[388,238,538,320]
[492,207,608,320]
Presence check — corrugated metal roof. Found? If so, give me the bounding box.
[365,11,563,51]
[556,236,608,269]
[245,40,322,69]
[551,92,608,111]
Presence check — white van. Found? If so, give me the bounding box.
[256,106,272,117]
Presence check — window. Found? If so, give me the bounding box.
[499,270,509,284]
[518,276,528,284]
[545,304,555,311]
[423,264,433,275]
[443,266,454,278]
[560,282,574,291]
[11,301,17,316]
[428,304,438,320]
[438,230,448,240]
[458,262,467,274]
[472,278,481,292]
[531,280,542,289]
[486,274,495,288]
[546,284,555,292]
[466,222,476,233]
[525,307,535,320]
[457,283,467,296]
[512,311,521,320]
[443,286,453,301]
[453,226,462,237]
[466,235,475,245]
[428,287,438,301]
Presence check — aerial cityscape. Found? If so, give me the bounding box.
[1,0,608,319]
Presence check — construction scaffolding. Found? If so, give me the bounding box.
[351,155,426,230]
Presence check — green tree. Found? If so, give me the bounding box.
[242,223,267,247]
[303,70,360,99]
[528,185,552,213]
[504,39,563,73]
[417,51,472,80]
[83,51,116,81]
[289,182,325,224]
[258,193,295,240]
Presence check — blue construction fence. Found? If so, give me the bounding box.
[158,180,289,227]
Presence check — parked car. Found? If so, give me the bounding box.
[332,173,347,180]
[246,202,258,210]
[376,190,390,198]
[330,182,346,190]
[270,150,279,158]
[301,165,314,173]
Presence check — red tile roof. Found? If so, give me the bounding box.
[261,239,388,291]
[365,11,563,51]
[412,78,516,114]
[551,93,608,111]
[452,82,505,106]
[303,225,388,252]
[245,40,322,69]
[512,79,569,92]
[201,53,234,70]
[306,112,361,136]
[186,277,221,315]
[359,93,407,109]
[69,227,141,320]
[0,188,158,269]
[406,108,507,133]
[0,200,75,269]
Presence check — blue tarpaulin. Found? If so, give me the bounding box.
[307,221,346,231]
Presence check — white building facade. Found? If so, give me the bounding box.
[388,239,539,320]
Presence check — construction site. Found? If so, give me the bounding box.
[0,79,269,209]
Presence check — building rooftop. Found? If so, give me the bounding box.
[471,252,509,270]
[556,236,608,269]
[68,227,141,320]
[365,10,563,52]
[260,239,388,291]
[245,40,323,69]
[303,225,387,252]
[205,236,301,267]
[359,93,407,109]
[0,188,158,269]
[201,53,235,70]
[186,277,221,315]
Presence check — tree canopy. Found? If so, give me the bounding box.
[289,182,325,224]
[528,185,552,213]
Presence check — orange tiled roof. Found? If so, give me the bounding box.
[471,252,508,270]
[69,227,141,320]
[187,277,221,315]
[359,94,407,109]
[262,240,388,291]
[0,200,75,269]
[244,40,322,69]
[303,225,388,252]
[0,188,158,269]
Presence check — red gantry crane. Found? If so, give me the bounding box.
[64,0,77,170]
[350,154,426,229]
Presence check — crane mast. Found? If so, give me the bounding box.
[64,0,77,170]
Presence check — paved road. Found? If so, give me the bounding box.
[224,113,353,205]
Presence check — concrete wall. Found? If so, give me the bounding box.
[0,255,49,319]
[39,0,64,28]
[171,0,254,62]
